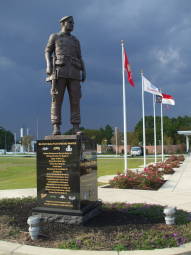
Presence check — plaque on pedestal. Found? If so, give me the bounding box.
[33,134,100,224]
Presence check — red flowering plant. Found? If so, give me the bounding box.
[166,155,178,162]
[109,169,165,190]
[162,165,175,174]
[165,155,183,165]
[156,162,167,169]
[153,163,175,174]
[109,171,140,189]
[177,155,185,162]
[164,154,185,168]
[147,162,175,175]
[165,160,179,168]
[142,169,164,190]
[146,164,159,171]
[169,161,180,168]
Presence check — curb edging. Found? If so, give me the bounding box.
[1,240,191,255]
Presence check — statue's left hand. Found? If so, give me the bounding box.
[81,71,86,82]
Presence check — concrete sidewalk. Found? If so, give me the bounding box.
[1,155,191,255]
[0,156,191,211]
[98,156,191,212]
[0,188,36,199]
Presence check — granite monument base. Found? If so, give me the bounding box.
[33,201,101,225]
[33,134,100,224]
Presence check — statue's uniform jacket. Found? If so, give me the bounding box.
[45,32,83,125]
[45,32,83,80]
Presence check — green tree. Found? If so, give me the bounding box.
[134,115,191,145]
[0,127,14,151]
[164,135,173,145]
[127,131,139,146]
[134,116,158,145]
[64,124,113,145]
[111,129,123,146]
[103,124,113,144]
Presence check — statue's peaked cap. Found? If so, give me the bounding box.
[59,16,73,23]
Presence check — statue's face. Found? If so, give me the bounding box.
[63,18,74,32]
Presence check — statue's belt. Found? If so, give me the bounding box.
[56,55,80,61]
[55,55,81,69]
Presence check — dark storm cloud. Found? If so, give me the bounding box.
[0,0,191,138]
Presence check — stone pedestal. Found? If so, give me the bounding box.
[33,134,101,224]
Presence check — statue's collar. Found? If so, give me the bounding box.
[58,32,71,36]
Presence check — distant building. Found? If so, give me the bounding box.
[177,131,191,153]
[11,140,36,152]
[97,144,186,155]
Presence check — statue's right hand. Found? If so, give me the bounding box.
[46,66,52,75]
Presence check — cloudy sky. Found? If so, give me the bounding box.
[0,0,191,139]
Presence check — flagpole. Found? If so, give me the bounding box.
[153,95,157,164]
[141,71,146,168]
[121,40,128,173]
[115,127,118,156]
[161,102,164,162]
[14,132,17,154]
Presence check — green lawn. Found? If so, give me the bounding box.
[0,157,36,190]
[97,158,157,176]
[0,156,157,190]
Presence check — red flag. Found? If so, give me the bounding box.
[123,48,135,87]
[162,93,175,105]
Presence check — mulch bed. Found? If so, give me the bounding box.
[1,198,191,250]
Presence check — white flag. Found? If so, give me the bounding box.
[142,75,162,96]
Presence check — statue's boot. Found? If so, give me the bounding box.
[52,124,61,135]
[73,124,80,133]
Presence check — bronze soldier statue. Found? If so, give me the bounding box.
[45,16,86,135]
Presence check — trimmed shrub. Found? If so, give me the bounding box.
[162,166,175,174]
[177,155,185,162]
[110,170,164,190]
